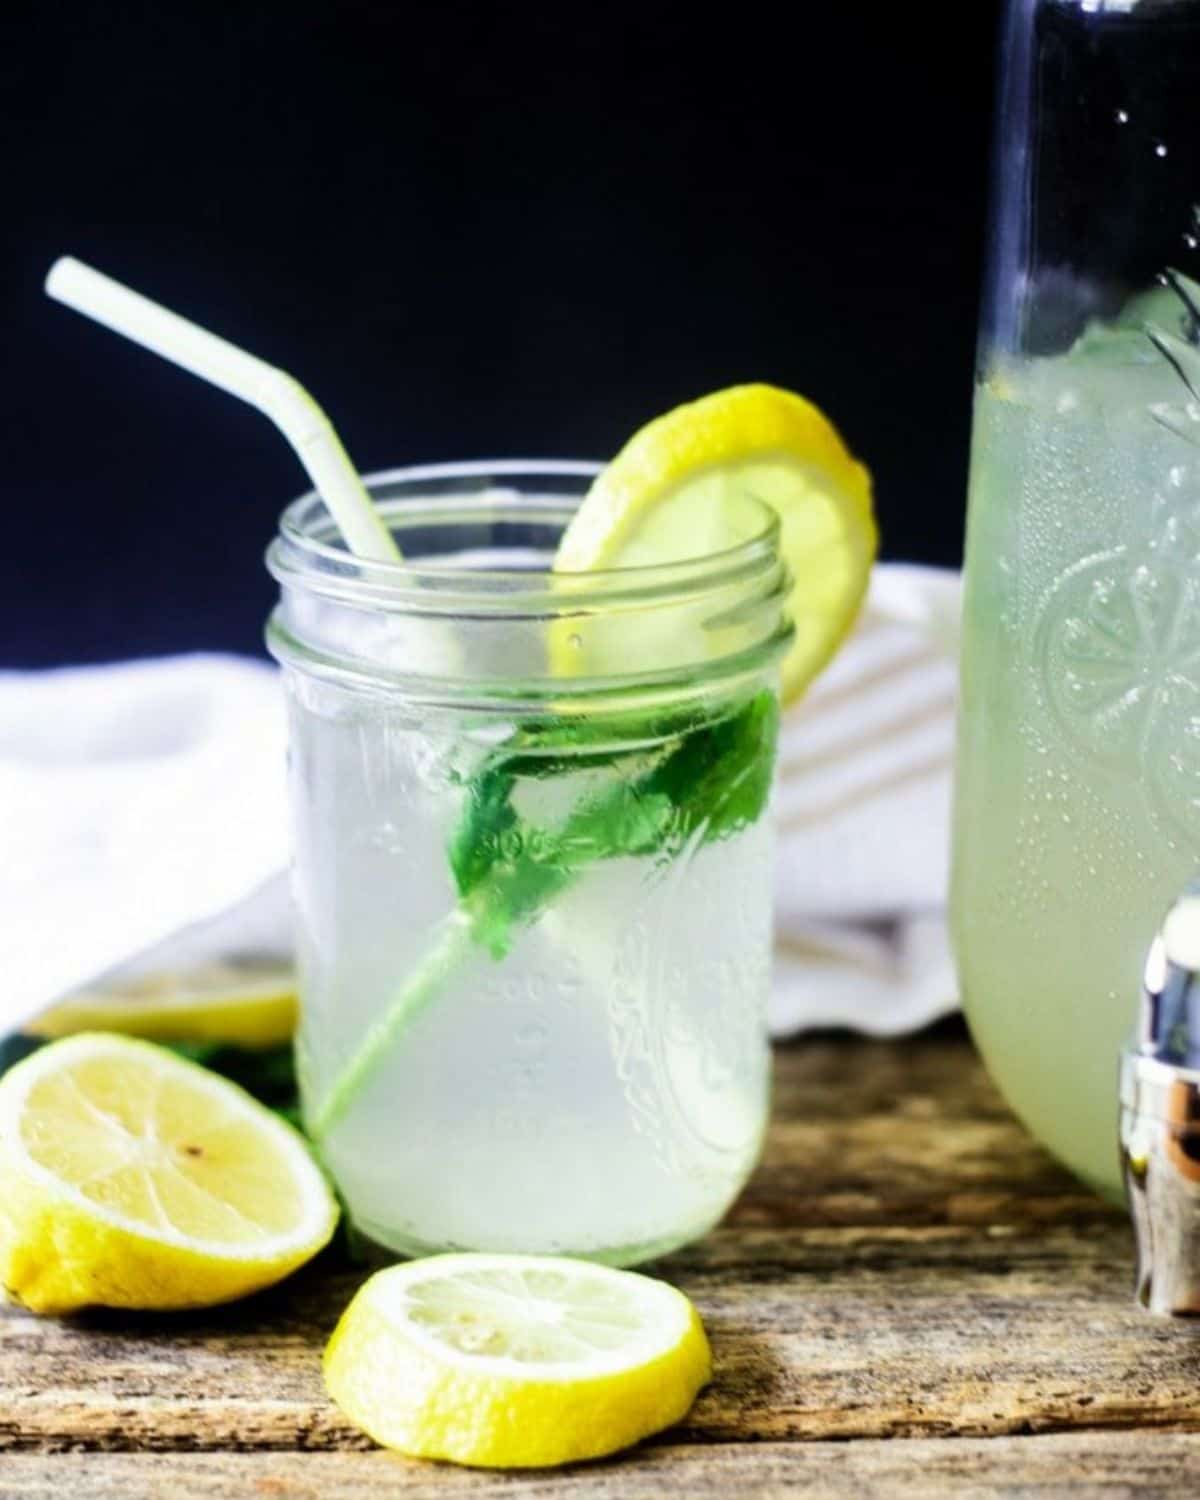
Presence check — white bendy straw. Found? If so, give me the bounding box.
[45,256,400,562]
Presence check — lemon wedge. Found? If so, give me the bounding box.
[0,1033,337,1314]
[30,961,297,1050]
[554,383,875,703]
[324,1252,711,1468]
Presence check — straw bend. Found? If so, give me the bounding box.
[45,256,400,563]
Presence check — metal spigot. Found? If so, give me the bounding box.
[1120,882,1200,1316]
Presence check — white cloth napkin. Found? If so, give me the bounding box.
[0,655,293,1035]
[772,564,961,1035]
[1,564,961,1039]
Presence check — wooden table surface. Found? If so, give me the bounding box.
[3,1021,1199,1498]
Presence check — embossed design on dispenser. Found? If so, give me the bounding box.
[1034,303,1200,842]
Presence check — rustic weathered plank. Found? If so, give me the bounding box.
[3,1432,1200,1500]
[2,1221,1196,1451]
[0,1025,1194,1496]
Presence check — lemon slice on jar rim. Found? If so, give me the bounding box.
[551,383,875,704]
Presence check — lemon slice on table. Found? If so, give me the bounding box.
[553,383,876,703]
[30,961,297,1050]
[324,1253,711,1468]
[0,1033,337,1314]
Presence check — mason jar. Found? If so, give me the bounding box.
[266,461,791,1263]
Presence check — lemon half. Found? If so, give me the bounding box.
[554,383,875,703]
[324,1252,711,1468]
[30,961,297,1050]
[0,1032,337,1314]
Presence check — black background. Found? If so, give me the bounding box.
[2,0,1001,667]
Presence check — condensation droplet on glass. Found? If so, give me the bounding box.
[567,633,582,650]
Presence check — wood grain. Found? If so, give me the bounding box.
[2,1024,1197,1497]
[4,1434,1200,1500]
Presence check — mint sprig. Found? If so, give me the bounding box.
[309,690,778,1140]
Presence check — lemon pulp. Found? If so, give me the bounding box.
[0,1032,337,1313]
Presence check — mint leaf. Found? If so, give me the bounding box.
[463,781,677,958]
[449,690,778,958]
[447,757,521,899]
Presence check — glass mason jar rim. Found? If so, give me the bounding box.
[266,458,785,617]
[266,459,792,706]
